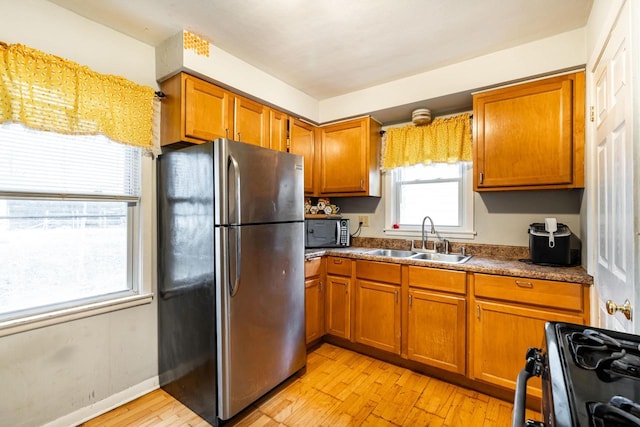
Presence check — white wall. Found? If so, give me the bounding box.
[0,2,158,426]
[157,27,587,126]
[338,187,583,247]
[156,31,320,121]
[318,29,587,123]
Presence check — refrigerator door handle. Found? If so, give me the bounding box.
[229,154,241,296]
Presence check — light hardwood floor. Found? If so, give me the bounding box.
[81,343,539,426]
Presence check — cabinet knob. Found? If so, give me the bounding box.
[606,299,632,320]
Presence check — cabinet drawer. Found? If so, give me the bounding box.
[305,257,322,279]
[326,257,352,276]
[474,273,583,312]
[408,266,466,294]
[356,260,401,285]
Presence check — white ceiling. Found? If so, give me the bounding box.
[48,0,593,118]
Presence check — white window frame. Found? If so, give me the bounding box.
[0,152,154,337]
[383,162,476,240]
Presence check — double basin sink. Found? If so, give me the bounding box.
[364,248,472,264]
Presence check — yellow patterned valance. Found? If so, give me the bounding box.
[382,113,472,170]
[0,42,154,148]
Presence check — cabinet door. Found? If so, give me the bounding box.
[354,279,400,354]
[320,118,369,194]
[270,109,288,152]
[471,300,584,398]
[289,119,316,194]
[408,289,466,374]
[473,72,584,190]
[234,96,269,147]
[325,274,351,339]
[305,277,324,344]
[184,75,233,142]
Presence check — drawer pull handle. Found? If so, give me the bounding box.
[333,259,343,264]
[515,280,533,288]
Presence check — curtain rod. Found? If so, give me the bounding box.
[379,113,473,135]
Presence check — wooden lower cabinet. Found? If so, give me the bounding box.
[354,260,402,354]
[325,256,353,340]
[406,266,467,374]
[407,289,466,374]
[355,279,401,354]
[325,274,351,339]
[304,257,324,344]
[306,256,591,405]
[470,273,588,399]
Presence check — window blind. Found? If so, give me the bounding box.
[0,123,140,198]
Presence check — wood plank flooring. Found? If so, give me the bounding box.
[82,343,540,426]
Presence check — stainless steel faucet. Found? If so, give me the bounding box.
[421,216,436,252]
[410,215,440,253]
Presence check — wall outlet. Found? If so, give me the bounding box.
[358,215,369,227]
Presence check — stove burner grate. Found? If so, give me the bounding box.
[568,329,640,381]
[589,395,640,427]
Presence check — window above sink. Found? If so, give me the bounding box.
[383,162,476,240]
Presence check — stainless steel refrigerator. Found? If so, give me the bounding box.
[157,139,306,425]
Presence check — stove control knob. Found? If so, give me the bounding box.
[525,347,544,377]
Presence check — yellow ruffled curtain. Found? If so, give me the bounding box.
[0,42,154,148]
[382,113,472,170]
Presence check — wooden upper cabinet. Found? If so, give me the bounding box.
[269,109,288,152]
[160,73,233,146]
[233,95,269,148]
[319,117,381,196]
[473,71,585,191]
[289,119,317,195]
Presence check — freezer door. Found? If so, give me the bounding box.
[215,139,304,225]
[216,222,305,420]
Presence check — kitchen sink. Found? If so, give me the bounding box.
[365,249,417,258]
[409,252,472,264]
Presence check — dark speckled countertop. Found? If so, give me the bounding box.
[305,243,593,285]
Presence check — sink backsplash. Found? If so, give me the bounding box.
[350,237,530,261]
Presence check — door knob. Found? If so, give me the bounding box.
[606,299,632,320]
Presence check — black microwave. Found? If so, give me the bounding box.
[305,218,350,248]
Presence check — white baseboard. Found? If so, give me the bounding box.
[42,376,160,427]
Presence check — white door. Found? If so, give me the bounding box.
[590,0,637,332]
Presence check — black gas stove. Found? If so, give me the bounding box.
[513,322,640,427]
